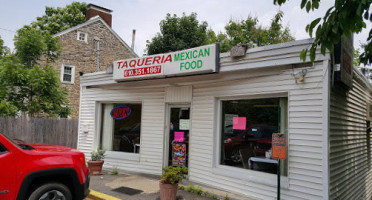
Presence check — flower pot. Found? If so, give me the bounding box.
[87,160,104,175]
[159,182,178,200]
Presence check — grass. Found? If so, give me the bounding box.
[111,167,118,175]
[178,184,229,199]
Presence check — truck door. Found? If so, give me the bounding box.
[0,142,16,200]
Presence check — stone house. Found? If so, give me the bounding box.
[52,4,137,118]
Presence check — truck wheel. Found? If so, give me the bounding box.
[28,182,72,200]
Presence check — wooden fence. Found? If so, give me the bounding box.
[0,117,78,148]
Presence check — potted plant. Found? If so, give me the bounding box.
[159,166,188,200]
[87,148,106,175]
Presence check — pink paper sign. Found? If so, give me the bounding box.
[233,117,246,130]
[174,132,184,142]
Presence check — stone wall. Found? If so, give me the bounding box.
[52,20,135,118]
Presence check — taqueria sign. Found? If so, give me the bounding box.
[113,44,219,81]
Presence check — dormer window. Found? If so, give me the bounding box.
[77,31,88,42]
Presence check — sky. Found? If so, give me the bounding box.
[0,0,370,56]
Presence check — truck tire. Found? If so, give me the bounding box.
[28,182,72,200]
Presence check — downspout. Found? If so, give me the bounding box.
[94,37,100,72]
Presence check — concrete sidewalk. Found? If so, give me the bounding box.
[87,172,247,200]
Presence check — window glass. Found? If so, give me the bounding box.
[100,103,141,153]
[63,66,72,82]
[0,143,6,153]
[78,32,86,41]
[220,97,288,175]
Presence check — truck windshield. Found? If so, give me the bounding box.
[1,133,32,150]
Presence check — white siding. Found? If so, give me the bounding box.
[329,71,372,200]
[78,39,333,199]
[188,62,327,199]
[165,86,192,103]
[78,87,165,175]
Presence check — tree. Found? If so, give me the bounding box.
[14,26,61,67]
[146,13,210,55]
[147,11,294,55]
[274,0,372,64]
[0,2,83,117]
[212,11,295,52]
[0,54,70,117]
[0,36,10,58]
[31,2,87,35]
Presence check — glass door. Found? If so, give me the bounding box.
[167,106,190,168]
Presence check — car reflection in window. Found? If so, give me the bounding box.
[224,125,278,164]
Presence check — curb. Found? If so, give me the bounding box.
[88,189,121,200]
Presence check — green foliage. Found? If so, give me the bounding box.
[177,185,185,190]
[224,193,230,200]
[14,27,46,67]
[160,166,188,184]
[186,184,203,195]
[184,184,219,199]
[353,48,361,67]
[1,2,86,118]
[146,13,211,55]
[274,0,372,64]
[0,55,71,117]
[0,100,18,117]
[147,11,294,54]
[91,148,106,161]
[14,26,61,67]
[31,2,87,35]
[111,167,118,175]
[0,36,10,58]
[209,11,295,52]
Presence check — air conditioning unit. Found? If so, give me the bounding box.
[367,103,372,121]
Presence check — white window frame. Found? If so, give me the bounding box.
[77,31,88,43]
[60,64,75,84]
[212,92,289,188]
[95,101,144,162]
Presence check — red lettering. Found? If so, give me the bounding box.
[137,58,144,66]
[163,54,172,63]
[121,61,128,68]
[117,62,123,69]
[129,60,136,68]
[161,55,165,63]
[145,57,153,65]
[113,109,118,117]
[153,56,161,64]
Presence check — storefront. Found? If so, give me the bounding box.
[77,39,372,199]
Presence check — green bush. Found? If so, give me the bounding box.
[161,166,188,184]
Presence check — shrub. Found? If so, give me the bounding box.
[161,166,188,184]
[90,148,106,161]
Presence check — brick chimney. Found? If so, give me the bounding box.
[86,4,113,27]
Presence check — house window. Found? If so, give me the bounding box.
[77,31,87,42]
[220,97,288,175]
[61,65,75,84]
[100,103,142,153]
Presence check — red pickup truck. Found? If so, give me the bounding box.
[0,133,90,200]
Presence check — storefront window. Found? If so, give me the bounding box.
[100,103,141,153]
[220,97,287,175]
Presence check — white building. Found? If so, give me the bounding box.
[77,39,372,199]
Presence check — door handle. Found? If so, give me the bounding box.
[0,190,9,194]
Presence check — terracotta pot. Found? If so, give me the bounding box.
[159,182,178,200]
[87,160,104,175]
